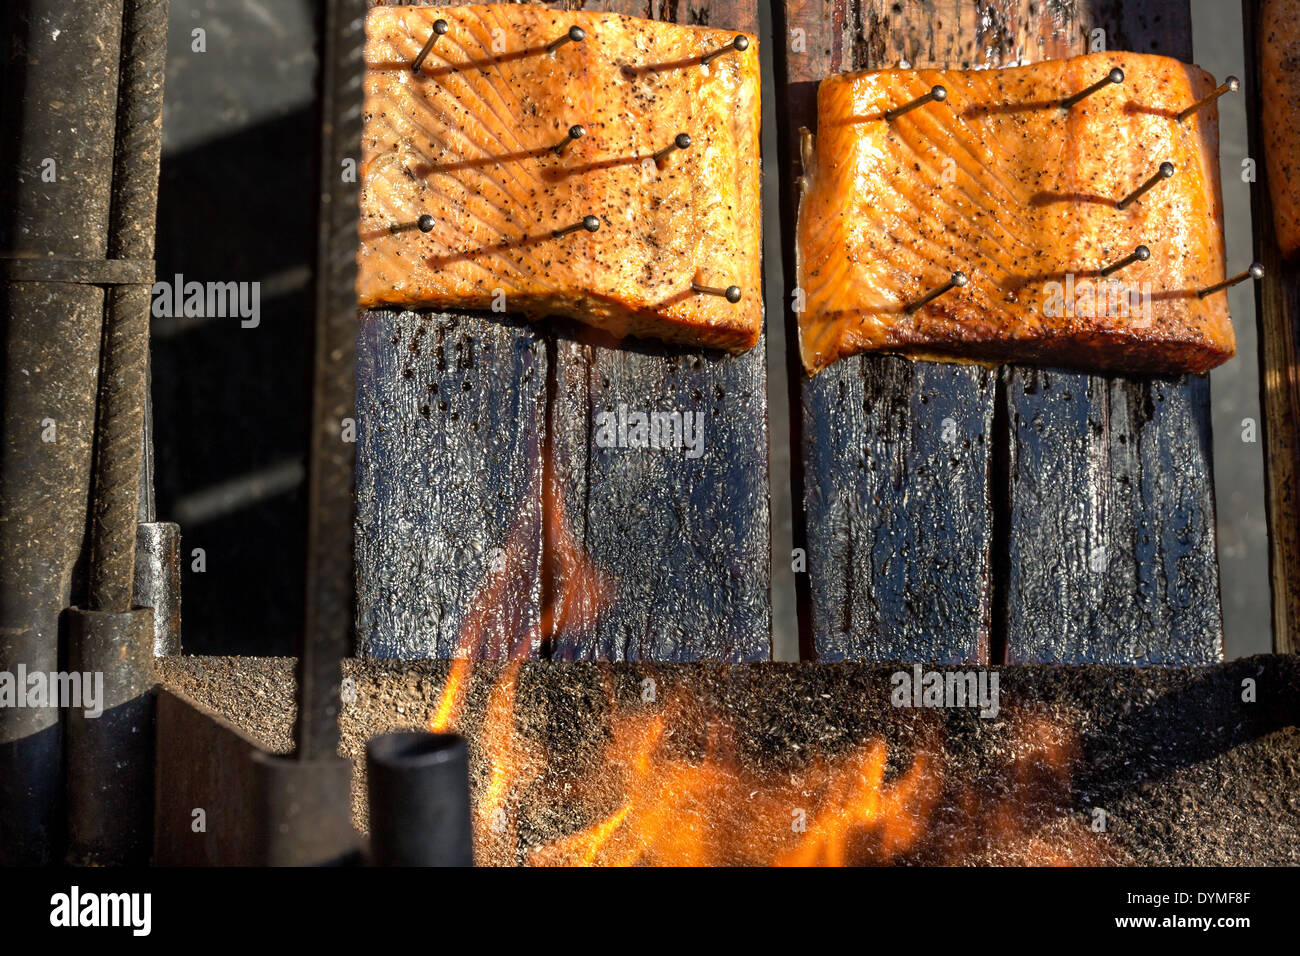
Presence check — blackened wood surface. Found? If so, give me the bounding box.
[355,310,546,658]
[1244,0,1299,654]
[356,0,770,660]
[549,330,771,661]
[1003,1,1224,664]
[785,1,1224,664]
[785,1,1035,663]
[548,0,770,661]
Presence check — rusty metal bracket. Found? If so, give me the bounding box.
[154,689,358,865]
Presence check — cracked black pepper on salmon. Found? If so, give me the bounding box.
[796,52,1235,375]
[357,5,762,353]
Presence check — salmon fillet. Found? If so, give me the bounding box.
[357,5,762,353]
[797,51,1234,376]
[1263,0,1300,258]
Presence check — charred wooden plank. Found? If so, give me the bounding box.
[354,309,546,658]
[547,0,771,661]
[355,0,770,661]
[1244,0,1299,654]
[802,359,994,663]
[786,1,1044,662]
[354,2,551,658]
[549,327,771,661]
[1002,0,1224,664]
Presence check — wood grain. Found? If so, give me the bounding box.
[1002,0,1224,664]
[783,0,1224,663]
[1243,0,1298,655]
[356,0,771,660]
[355,309,546,658]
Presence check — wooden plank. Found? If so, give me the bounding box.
[355,309,547,658]
[785,1,1049,662]
[546,0,771,662]
[1003,0,1225,664]
[356,1,770,661]
[355,2,549,658]
[1243,0,1299,655]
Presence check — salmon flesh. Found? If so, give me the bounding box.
[357,5,762,353]
[1263,0,1300,258]
[797,52,1234,375]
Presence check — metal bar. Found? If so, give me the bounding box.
[63,0,170,865]
[88,0,169,613]
[1243,0,1300,654]
[0,0,125,865]
[134,521,182,655]
[296,0,367,758]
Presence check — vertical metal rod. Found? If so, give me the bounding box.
[297,0,368,760]
[89,0,170,613]
[65,0,170,867]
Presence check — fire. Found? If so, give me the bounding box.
[423,452,1115,866]
[427,658,1115,866]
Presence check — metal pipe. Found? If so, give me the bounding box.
[366,731,474,866]
[64,606,155,865]
[251,752,359,866]
[62,0,170,865]
[0,0,125,865]
[134,521,182,655]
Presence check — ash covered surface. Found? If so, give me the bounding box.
[156,655,1300,865]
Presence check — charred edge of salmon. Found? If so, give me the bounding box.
[801,317,1234,376]
[795,128,815,373]
[797,52,1234,377]
[358,290,762,353]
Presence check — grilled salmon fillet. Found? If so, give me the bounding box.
[1263,0,1300,258]
[797,51,1234,375]
[357,5,762,353]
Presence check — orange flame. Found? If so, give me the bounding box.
[423,452,1113,866]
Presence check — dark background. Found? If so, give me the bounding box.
[156,0,320,654]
